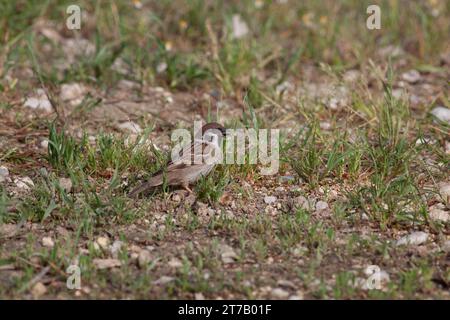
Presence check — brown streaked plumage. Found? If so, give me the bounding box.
[128,122,226,198]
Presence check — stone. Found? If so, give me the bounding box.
[93,259,121,269]
[315,201,329,211]
[0,166,9,183]
[110,240,124,259]
[96,236,110,250]
[342,70,360,83]
[294,196,312,210]
[319,122,331,130]
[401,70,421,83]
[0,224,17,236]
[438,182,450,201]
[428,208,449,223]
[14,177,34,190]
[172,194,181,203]
[168,257,183,268]
[42,237,55,248]
[60,83,86,105]
[40,139,49,149]
[442,240,450,252]
[138,250,152,268]
[396,231,428,246]
[231,14,249,39]
[361,266,390,290]
[219,244,238,264]
[59,177,72,192]
[117,121,142,134]
[31,282,47,298]
[194,292,205,300]
[24,89,52,112]
[156,62,167,73]
[153,276,174,285]
[271,288,289,299]
[430,106,450,124]
[264,196,277,205]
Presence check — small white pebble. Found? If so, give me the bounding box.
[315,201,329,211]
[264,196,277,205]
[396,231,428,246]
[42,237,55,248]
[14,177,34,190]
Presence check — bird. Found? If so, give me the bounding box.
[128,122,227,198]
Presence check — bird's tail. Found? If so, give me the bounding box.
[128,177,162,198]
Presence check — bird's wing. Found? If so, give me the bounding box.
[151,140,204,176]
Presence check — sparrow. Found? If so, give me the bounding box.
[128,122,227,198]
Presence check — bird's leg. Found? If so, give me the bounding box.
[181,182,193,193]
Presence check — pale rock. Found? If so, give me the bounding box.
[428,208,449,223]
[31,282,47,298]
[275,81,292,94]
[396,231,428,246]
[62,38,95,62]
[40,139,49,149]
[361,267,390,290]
[343,70,360,83]
[129,244,142,253]
[93,258,121,269]
[442,240,450,252]
[92,242,100,251]
[438,182,450,201]
[315,201,329,211]
[138,250,152,268]
[117,121,142,134]
[392,88,406,100]
[264,196,277,205]
[42,236,54,248]
[110,240,124,259]
[254,0,264,9]
[0,166,9,183]
[60,83,86,105]
[278,175,295,183]
[168,257,183,268]
[194,292,205,300]
[430,106,450,124]
[164,95,174,104]
[111,58,130,75]
[415,137,433,146]
[172,194,181,203]
[271,288,289,299]
[294,196,312,210]
[378,45,404,58]
[289,293,304,300]
[319,121,331,130]
[24,89,52,112]
[231,14,249,39]
[401,70,421,83]
[445,141,450,154]
[96,236,110,250]
[277,279,296,289]
[59,177,72,192]
[0,224,17,236]
[14,177,34,190]
[156,62,167,73]
[153,276,174,285]
[219,244,238,264]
